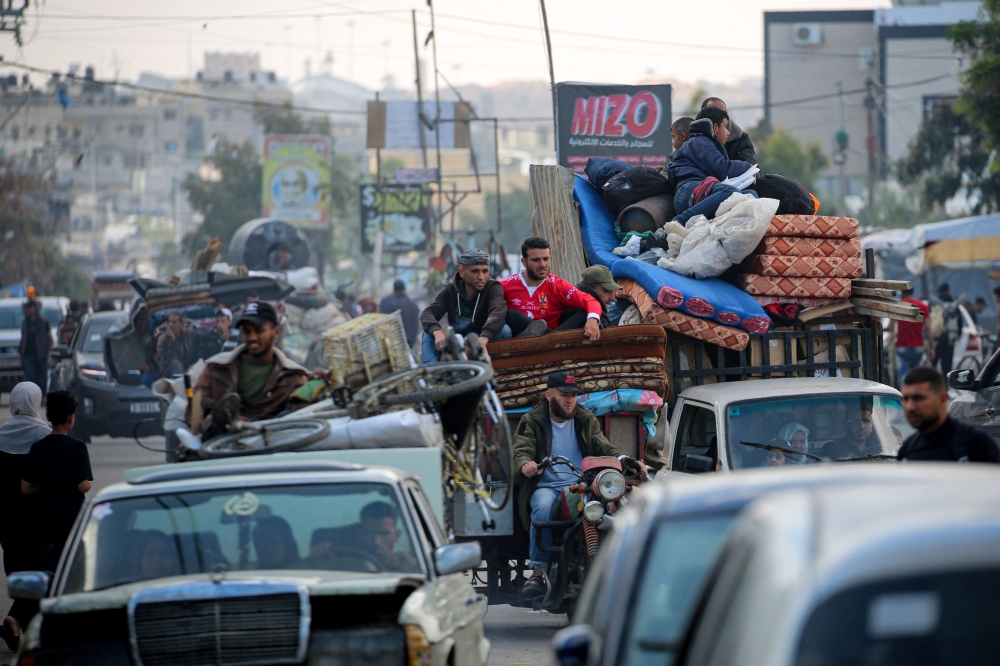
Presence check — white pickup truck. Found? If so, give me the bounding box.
[659,377,911,473]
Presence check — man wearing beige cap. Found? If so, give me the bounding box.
[575,265,622,329]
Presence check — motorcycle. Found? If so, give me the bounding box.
[528,453,647,614]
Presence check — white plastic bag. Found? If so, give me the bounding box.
[722,165,760,191]
[657,193,779,278]
[613,234,643,257]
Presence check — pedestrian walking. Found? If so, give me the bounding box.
[898,366,999,462]
[893,288,933,387]
[379,280,421,346]
[20,390,93,572]
[18,299,53,394]
[0,382,51,652]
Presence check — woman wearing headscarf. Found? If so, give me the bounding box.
[0,382,51,651]
[777,422,810,465]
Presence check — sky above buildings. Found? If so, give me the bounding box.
[6,0,890,92]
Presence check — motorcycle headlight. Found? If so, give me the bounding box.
[583,500,605,523]
[592,469,626,502]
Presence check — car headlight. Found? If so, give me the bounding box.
[592,469,626,502]
[583,500,605,523]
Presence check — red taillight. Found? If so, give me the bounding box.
[18,650,37,666]
[967,333,980,351]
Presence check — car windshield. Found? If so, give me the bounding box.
[0,306,62,330]
[795,569,1000,665]
[727,394,908,469]
[63,482,422,593]
[81,317,118,353]
[620,515,735,666]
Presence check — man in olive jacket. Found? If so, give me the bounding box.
[513,372,618,597]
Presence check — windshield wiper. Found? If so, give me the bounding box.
[740,441,825,462]
[835,453,898,462]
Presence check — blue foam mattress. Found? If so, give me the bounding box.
[574,175,771,334]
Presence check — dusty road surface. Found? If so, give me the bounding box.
[0,393,565,666]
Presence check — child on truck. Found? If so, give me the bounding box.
[667,106,757,225]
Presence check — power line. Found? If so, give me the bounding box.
[731,73,955,112]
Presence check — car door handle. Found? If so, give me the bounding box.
[465,593,485,605]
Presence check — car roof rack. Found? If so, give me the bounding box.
[127,460,365,485]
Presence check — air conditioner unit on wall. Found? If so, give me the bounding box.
[793,23,823,46]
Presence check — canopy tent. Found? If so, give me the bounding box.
[862,212,1000,274]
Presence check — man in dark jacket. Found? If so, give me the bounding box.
[419,248,510,364]
[575,265,622,329]
[897,366,999,462]
[701,97,757,164]
[19,300,53,394]
[668,107,758,224]
[513,372,621,597]
[379,279,421,346]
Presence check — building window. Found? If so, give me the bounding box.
[923,95,957,121]
[164,109,177,120]
[27,126,35,137]
[10,127,18,140]
[164,141,177,152]
[128,124,145,138]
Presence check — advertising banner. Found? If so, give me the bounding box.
[554,83,672,174]
[359,183,430,253]
[262,135,331,229]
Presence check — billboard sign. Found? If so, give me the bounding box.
[359,183,430,253]
[554,83,672,174]
[262,135,331,229]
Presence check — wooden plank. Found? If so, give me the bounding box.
[852,305,924,323]
[850,296,923,319]
[851,285,900,298]
[851,278,912,290]
[798,300,853,322]
[529,164,588,282]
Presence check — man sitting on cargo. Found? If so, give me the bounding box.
[155,311,199,378]
[513,372,622,599]
[191,301,308,440]
[419,248,511,365]
[575,266,622,329]
[500,237,604,341]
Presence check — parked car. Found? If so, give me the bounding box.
[8,456,489,666]
[678,468,1000,666]
[946,343,1000,442]
[52,311,163,442]
[552,464,958,666]
[0,296,69,395]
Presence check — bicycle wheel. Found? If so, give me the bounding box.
[200,418,332,459]
[377,361,493,407]
[475,405,514,511]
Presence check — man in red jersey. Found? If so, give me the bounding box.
[500,237,603,342]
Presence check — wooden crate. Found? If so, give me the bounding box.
[322,313,411,388]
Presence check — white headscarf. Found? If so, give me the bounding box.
[0,382,51,454]
[778,422,809,465]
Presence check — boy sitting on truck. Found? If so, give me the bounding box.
[500,237,603,342]
[667,106,757,225]
[670,116,693,153]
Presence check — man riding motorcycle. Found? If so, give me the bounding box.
[514,372,644,599]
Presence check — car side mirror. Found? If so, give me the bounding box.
[434,542,481,576]
[552,624,598,666]
[948,369,977,391]
[682,454,715,474]
[51,344,71,360]
[8,571,50,600]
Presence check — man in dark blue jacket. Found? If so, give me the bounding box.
[668,107,757,224]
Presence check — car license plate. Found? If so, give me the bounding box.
[129,402,160,414]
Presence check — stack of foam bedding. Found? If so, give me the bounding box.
[738,215,862,307]
[486,325,668,409]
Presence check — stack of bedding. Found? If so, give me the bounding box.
[738,215,862,307]
[486,325,668,408]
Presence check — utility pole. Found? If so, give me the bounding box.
[428,0,443,253]
[538,0,557,151]
[412,10,428,169]
[833,82,848,216]
[864,78,878,213]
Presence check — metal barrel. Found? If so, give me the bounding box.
[616,194,676,235]
[227,218,312,270]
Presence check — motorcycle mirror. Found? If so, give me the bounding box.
[947,369,977,391]
[682,454,715,474]
[552,624,598,666]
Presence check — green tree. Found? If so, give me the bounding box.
[950,0,1000,152]
[0,158,89,299]
[253,102,331,136]
[897,102,998,214]
[749,120,830,192]
[181,139,262,255]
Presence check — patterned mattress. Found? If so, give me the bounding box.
[751,295,848,307]
[618,279,749,351]
[499,376,668,409]
[755,236,862,259]
[743,254,864,279]
[766,215,859,239]
[738,274,852,299]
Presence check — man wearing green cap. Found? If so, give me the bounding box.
[576,265,622,329]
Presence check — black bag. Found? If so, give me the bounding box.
[585,157,632,190]
[602,166,672,214]
[749,174,818,215]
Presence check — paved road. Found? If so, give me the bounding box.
[0,394,564,665]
